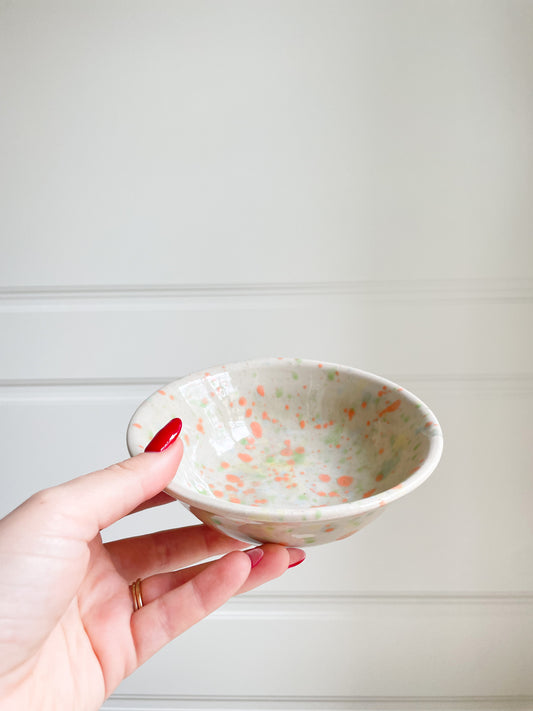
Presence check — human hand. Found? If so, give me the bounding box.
[0,418,305,711]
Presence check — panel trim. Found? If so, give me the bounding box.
[101,694,533,710]
[1,277,532,311]
[210,591,533,620]
[1,374,532,401]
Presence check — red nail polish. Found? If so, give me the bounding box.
[245,548,264,568]
[287,548,306,568]
[145,418,182,453]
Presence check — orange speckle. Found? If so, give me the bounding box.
[239,396,247,406]
[363,488,376,498]
[245,408,252,417]
[318,363,323,368]
[133,423,142,429]
[262,411,270,420]
[379,448,384,454]
[255,498,267,504]
[226,474,243,484]
[213,490,224,498]
[295,446,305,454]
[376,473,384,482]
[184,434,190,446]
[361,401,367,409]
[257,384,265,397]
[317,491,326,497]
[324,526,335,533]
[229,401,234,408]
[337,475,354,487]
[243,488,255,495]
[315,424,322,429]
[319,474,330,482]
[238,452,253,463]
[197,423,205,434]
[272,418,278,424]
[158,390,166,396]
[300,420,306,429]
[221,461,230,469]
[210,392,215,397]
[225,484,237,492]
[229,496,241,504]
[378,399,401,418]
[348,408,355,421]
[250,421,263,438]
[285,404,290,410]
[328,491,339,497]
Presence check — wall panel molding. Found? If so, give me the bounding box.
[1,277,532,312]
[102,694,533,710]
[1,374,532,401]
[213,591,533,620]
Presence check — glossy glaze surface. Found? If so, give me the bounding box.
[127,358,443,546]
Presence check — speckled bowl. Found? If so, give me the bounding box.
[127,358,443,546]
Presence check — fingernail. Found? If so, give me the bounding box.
[287,548,306,568]
[245,548,264,568]
[145,418,183,453]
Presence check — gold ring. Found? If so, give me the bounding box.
[130,578,144,612]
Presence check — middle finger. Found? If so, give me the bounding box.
[105,524,248,579]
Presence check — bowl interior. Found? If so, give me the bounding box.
[128,359,439,511]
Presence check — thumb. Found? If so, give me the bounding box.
[35,418,184,540]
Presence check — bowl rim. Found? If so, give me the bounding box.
[127,356,444,523]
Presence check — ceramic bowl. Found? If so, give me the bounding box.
[127,357,443,546]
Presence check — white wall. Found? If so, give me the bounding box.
[1,1,532,709]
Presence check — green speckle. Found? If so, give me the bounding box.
[293,451,305,465]
[304,536,316,544]
[292,372,299,380]
[266,455,275,463]
[327,370,336,381]
[314,509,322,519]
[276,388,283,398]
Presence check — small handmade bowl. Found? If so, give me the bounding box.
[127,357,443,546]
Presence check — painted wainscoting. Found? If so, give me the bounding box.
[1,280,532,711]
